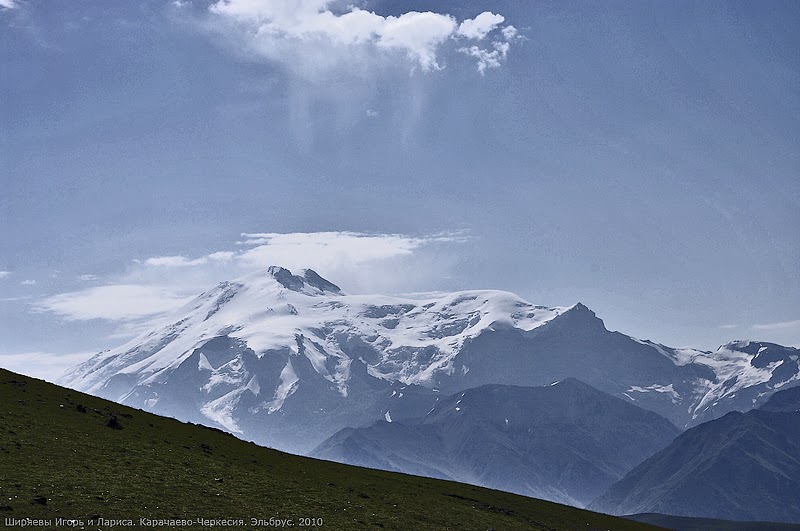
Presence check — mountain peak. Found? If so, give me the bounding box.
[565,302,597,317]
[550,302,607,332]
[263,266,342,295]
[301,268,342,293]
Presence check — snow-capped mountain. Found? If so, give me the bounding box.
[60,267,800,453]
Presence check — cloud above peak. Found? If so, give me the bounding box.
[34,231,467,328]
[202,0,516,74]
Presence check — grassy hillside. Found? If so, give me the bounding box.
[0,368,656,530]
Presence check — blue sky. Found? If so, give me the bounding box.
[1,0,798,380]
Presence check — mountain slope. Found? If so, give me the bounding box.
[0,368,656,530]
[311,378,680,507]
[60,267,800,452]
[589,386,800,523]
[760,384,800,413]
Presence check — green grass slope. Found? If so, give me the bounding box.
[0,369,655,530]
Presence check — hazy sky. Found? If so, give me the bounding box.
[1,0,799,380]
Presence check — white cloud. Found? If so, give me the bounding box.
[20,279,36,286]
[719,324,738,330]
[238,230,444,258]
[0,271,11,278]
[457,12,504,40]
[171,231,464,292]
[143,251,235,268]
[752,319,800,331]
[501,25,519,41]
[79,274,100,281]
[36,285,191,321]
[144,255,209,267]
[208,251,236,261]
[459,41,511,75]
[379,11,457,70]
[236,230,465,246]
[456,21,522,75]
[202,0,515,75]
[0,351,96,382]
[232,231,467,285]
[0,0,16,10]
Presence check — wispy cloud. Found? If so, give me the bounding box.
[20,279,36,286]
[36,285,191,321]
[237,231,463,261]
[197,0,518,77]
[458,41,511,75]
[0,271,11,279]
[0,351,96,382]
[142,252,235,268]
[0,0,17,10]
[752,319,800,331]
[719,324,738,330]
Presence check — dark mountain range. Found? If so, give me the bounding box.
[760,385,800,413]
[311,378,680,507]
[589,385,800,523]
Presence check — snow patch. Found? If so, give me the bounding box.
[628,383,681,404]
[200,390,243,433]
[690,344,794,417]
[245,375,260,396]
[198,353,213,371]
[266,360,299,413]
[631,338,706,367]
